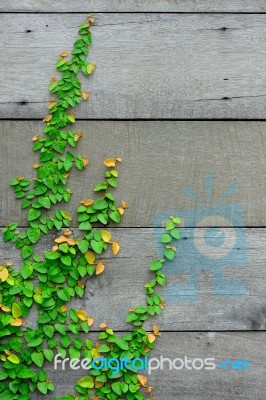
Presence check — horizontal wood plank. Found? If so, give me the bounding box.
[1,228,266,331]
[1,14,266,118]
[26,332,266,399]
[1,1,266,13]
[0,121,265,227]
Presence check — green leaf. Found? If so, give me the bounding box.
[44,251,60,260]
[43,348,54,362]
[170,229,181,240]
[0,371,8,380]
[90,240,104,254]
[149,260,163,271]
[109,211,121,223]
[27,337,43,347]
[93,198,108,210]
[165,220,175,230]
[112,382,122,396]
[125,313,138,323]
[171,216,182,224]
[160,234,172,244]
[43,325,54,339]
[27,208,41,221]
[61,255,72,266]
[20,263,33,279]
[37,382,48,395]
[164,248,175,260]
[94,182,107,192]
[79,221,92,231]
[114,338,129,351]
[27,227,41,244]
[39,197,51,209]
[78,240,89,253]
[17,367,36,379]
[21,245,33,259]
[58,288,71,302]
[77,376,94,389]
[98,345,110,353]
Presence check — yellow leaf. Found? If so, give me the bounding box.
[137,375,147,387]
[6,261,13,267]
[83,199,94,207]
[63,229,72,236]
[60,305,67,313]
[0,268,9,282]
[95,381,104,388]
[99,322,108,329]
[43,114,52,122]
[17,176,24,181]
[12,303,22,319]
[76,309,88,321]
[147,333,156,343]
[32,163,41,169]
[7,354,20,364]
[91,348,100,358]
[153,325,160,336]
[103,158,116,168]
[101,230,112,243]
[32,134,40,141]
[60,50,69,57]
[145,387,153,394]
[48,102,56,110]
[116,156,122,162]
[54,236,68,244]
[87,316,94,326]
[68,114,75,123]
[1,306,11,312]
[87,62,96,74]
[112,242,120,256]
[82,91,89,100]
[88,15,95,24]
[121,200,128,209]
[10,319,23,327]
[85,252,95,264]
[96,262,105,275]
[52,245,58,251]
[82,156,89,167]
[117,207,124,215]
[66,238,76,246]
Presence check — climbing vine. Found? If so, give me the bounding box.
[0,15,181,400]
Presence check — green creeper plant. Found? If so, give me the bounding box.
[0,15,182,400]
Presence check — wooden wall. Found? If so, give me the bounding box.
[0,2,265,399]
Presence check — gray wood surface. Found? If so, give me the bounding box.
[1,228,265,331]
[1,0,266,13]
[29,332,266,400]
[0,121,265,227]
[1,14,266,119]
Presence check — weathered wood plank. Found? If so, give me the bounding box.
[1,14,266,119]
[1,228,266,331]
[29,332,266,399]
[0,121,265,227]
[1,0,266,13]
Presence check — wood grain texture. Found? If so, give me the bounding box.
[1,0,266,13]
[26,332,266,399]
[1,14,266,119]
[0,121,265,227]
[1,228,266,331]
